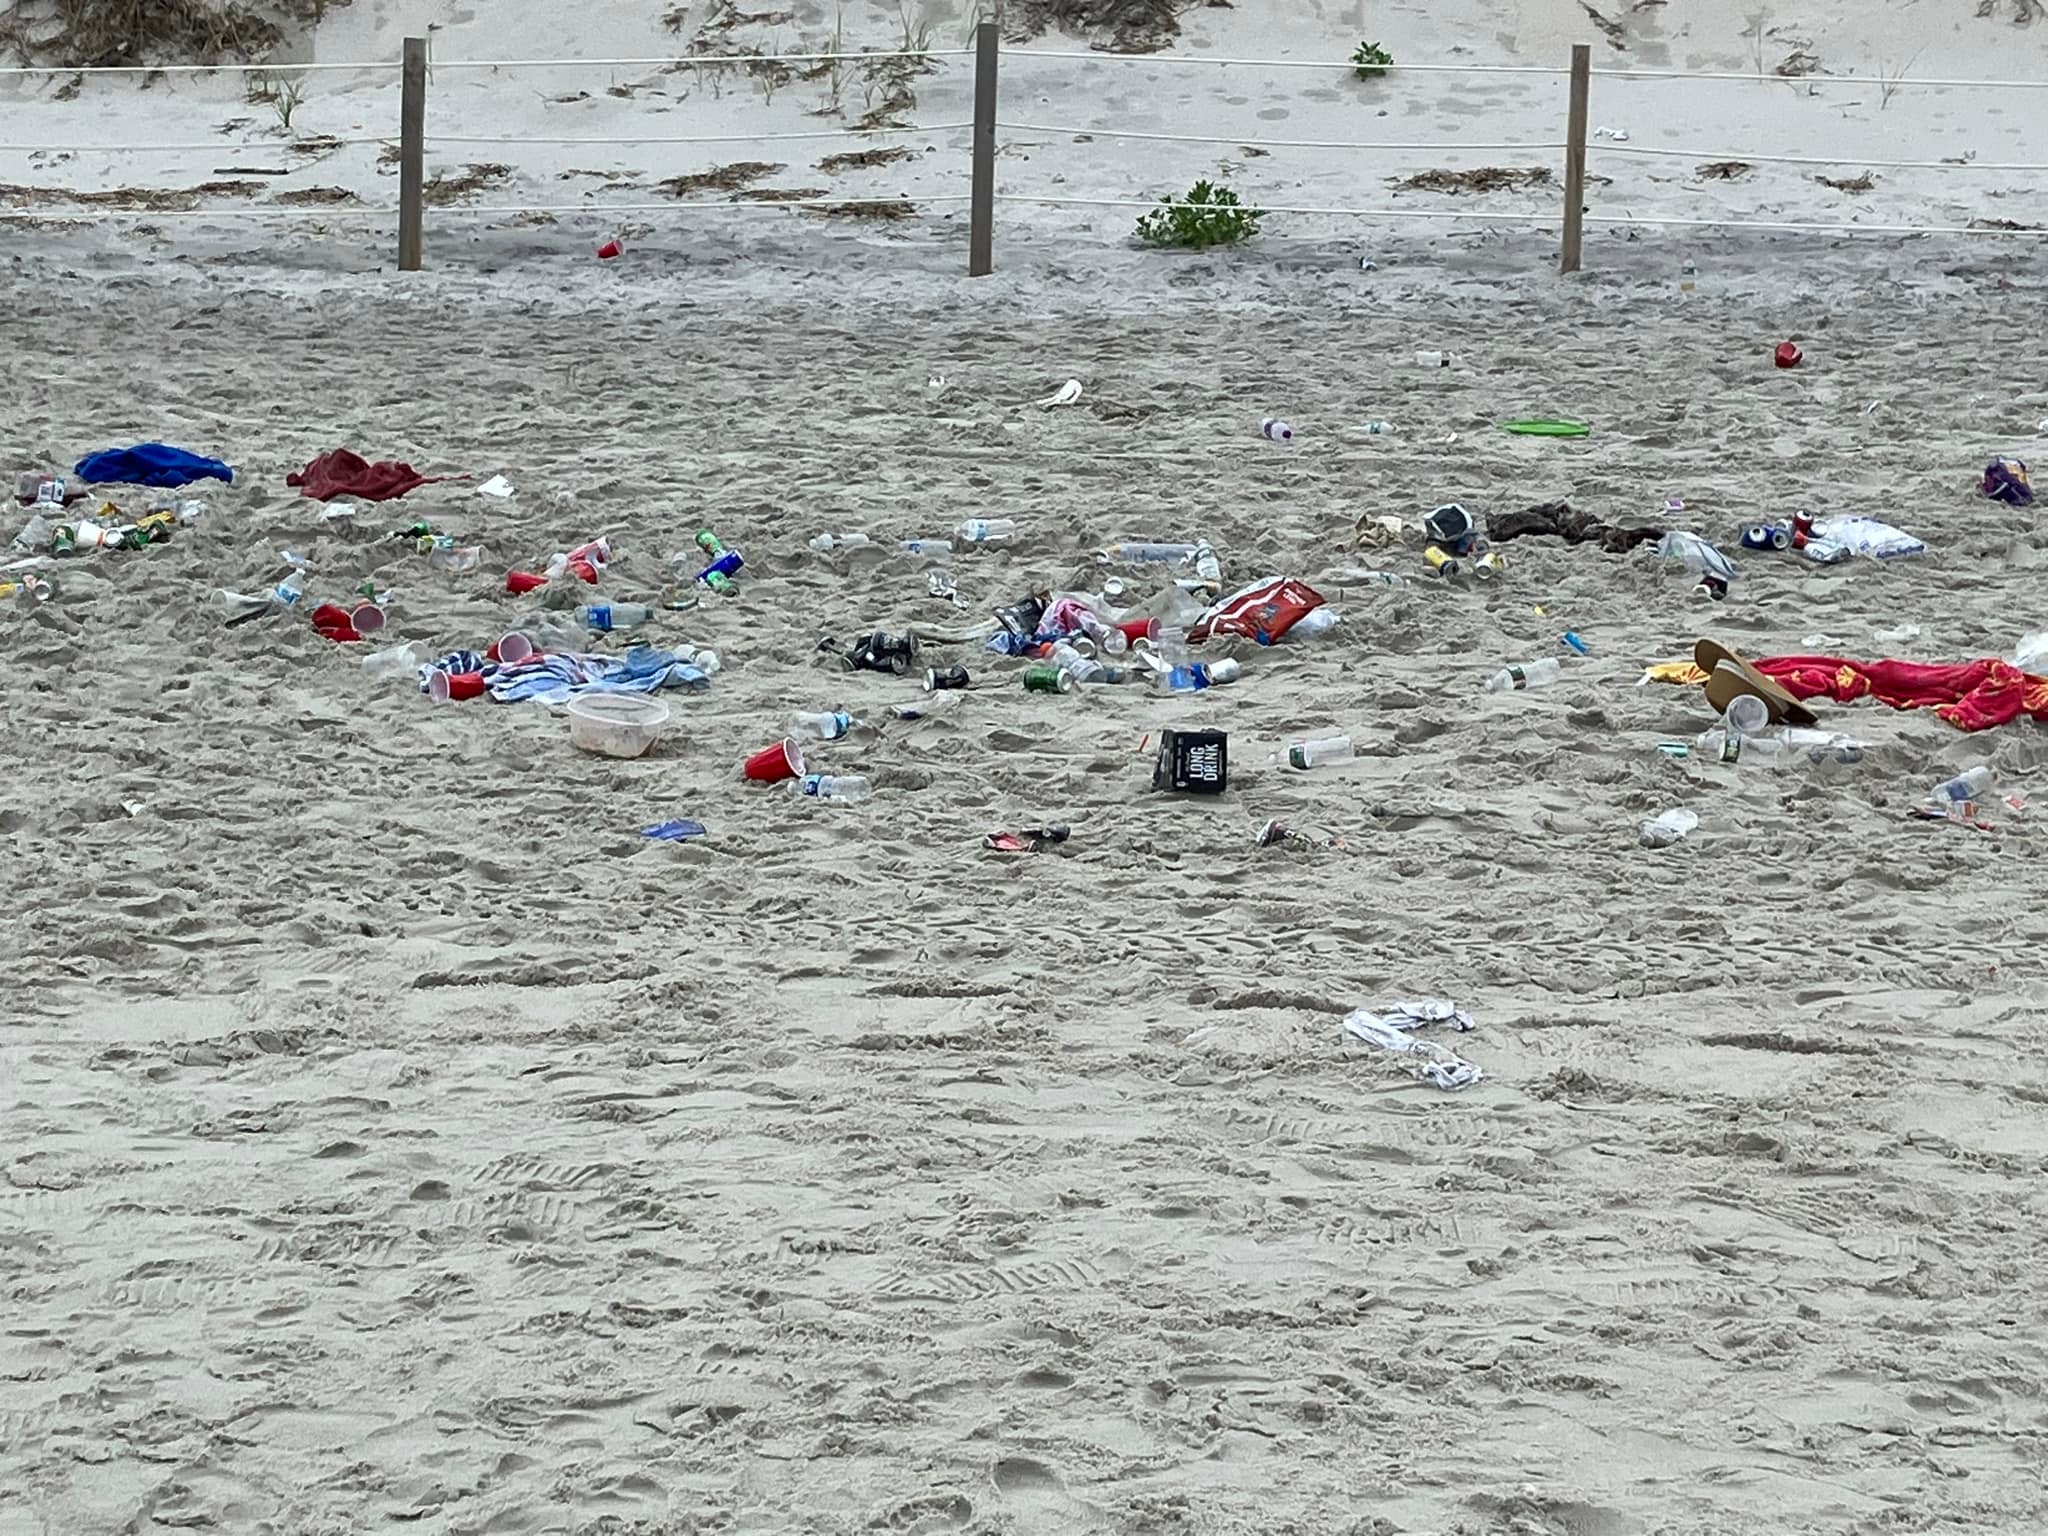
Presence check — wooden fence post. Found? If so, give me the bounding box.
[1560,42,1590,274]
[968,19,998,277]
[398,36,427,272]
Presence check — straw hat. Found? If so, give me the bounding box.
[1696,639,1818,726]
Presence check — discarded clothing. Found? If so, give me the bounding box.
[1193,576,1325,645]
[74,443,233,488]
[1486,500,1664,555]
[420,644,712,705]
[288,449,443,503]
[1647,653,2048,732]
[1342,999,1484,1091]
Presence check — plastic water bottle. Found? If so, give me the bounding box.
[1484,657,1562,692]
[797,773,873,802]
[955,519,1015,543]
[1416,350,1450,368]
[1287,734,1353,769]
[1104,542,1198,563]
[427,542,482,574]
[1189,541,1222,594]
[1260,418,1293,441]
[1364,420,1394,435]
[577,602,653,633]
[1286,608,1341,639]
[1930,764,1994,806]
[1161,659,1242,693]
[10,511,52,552]
[793,710,854,740]
[808,533,871,553]
[902,538,953,557]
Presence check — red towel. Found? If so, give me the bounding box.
[1756,655,2048,733]
[287,449,443,503]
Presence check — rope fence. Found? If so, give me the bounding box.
[2,31,2045,262]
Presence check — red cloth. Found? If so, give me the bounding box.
[1754,654,2048,732]
[287,449,442,502]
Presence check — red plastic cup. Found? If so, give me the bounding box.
[428,670,488,703]
[565,557,598,584]
[349,602,386,636]
[506,569,549,594]
[310,602,359,642]
[742,738,804,783]
[597,236,624,260]
[1774,341,1802,369]
[489,632,534,665]
[1116,617,1160,647]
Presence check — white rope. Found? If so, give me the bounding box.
[994,193,1558,222]
[1601,211,2048,235]
[429,49,968,71]
[1589,66,2048,89]
[442,194,973,213]
[426,121,968,146]
[0,193,970,222]
[0,138,386,153]
[0,60,395,77]
[1593,143,2048,173]
[998,49,1570,75]
[997,120,1563,152]
[0,203,391,219]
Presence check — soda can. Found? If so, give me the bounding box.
[1473,549,1506,580]
[1423,544,1461,578]
[924,665,970,692]
[1023,665,1073,694]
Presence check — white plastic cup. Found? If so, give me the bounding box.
[1723,693,1770,735]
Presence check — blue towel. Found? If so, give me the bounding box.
[74,443,234,488]
[419,646,711,705]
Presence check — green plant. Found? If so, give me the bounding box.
[246,71,305,132]
[1351,39,1392,78]
[1134,180,1262,249]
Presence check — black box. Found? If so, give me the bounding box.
[1154,729,1228,794]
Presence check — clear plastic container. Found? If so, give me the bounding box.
[567,693,669,758]
[796,774,872,801]
[793,710,854,740]
[1287,734,1353,769]
[1484,657,1562,692]
[954,519,1015,543]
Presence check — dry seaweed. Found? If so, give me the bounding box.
[817,146,914,174]
[804,198,917,221]
[1816,171,1876,193]
[1393,166,1553,195]
[658,161,784,196]
[1005,0,1184,53]
[1697,160,1752,180]
[420,162,512,206]
[0,0,350,70]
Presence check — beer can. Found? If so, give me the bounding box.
[1022,665,1073,694]
[1474,549,1506,580]
[1423,544,1461,578]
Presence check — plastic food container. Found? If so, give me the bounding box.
[567,693,669,758]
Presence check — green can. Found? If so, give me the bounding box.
[1023,665,1074,694]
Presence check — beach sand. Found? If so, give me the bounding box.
[5,241,2048,1533]
[6,0,2048,1530]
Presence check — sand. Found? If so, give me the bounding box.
[4,242,2048,1534]
[6,1,2048,1533]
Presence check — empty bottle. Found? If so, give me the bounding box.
[577,602,653,633]
[1286,608,1341,640]
[10,512,52,553]
[955,519,1015,543]
[1260,418,1293,442]
[1364,421,1394,435]
[796,773,873,802]
[1332,567,1405,587]
[1190,542,1222,594]
[793,710,854,740]
[1287,734,1353,769]
[1103,542,1199,563]
[427,542,483,574]
[808,532,872,553]
[1930,764,1994,806]
[213,576,302,626]
[902,538,954,557]
[1484,657,1562,692]
[1416,350,1450,368]
[1161,659,1242,693]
